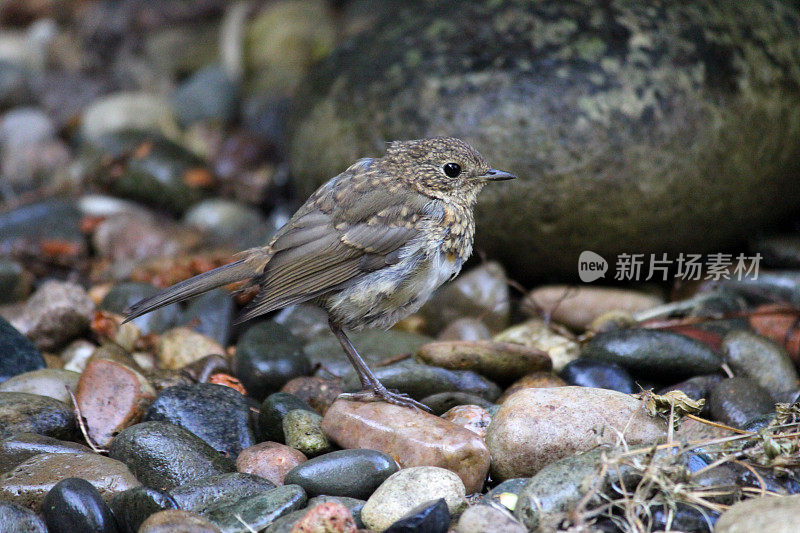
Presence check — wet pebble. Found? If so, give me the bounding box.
[0,199,85,260]
[486,387,666,480]
[169,472,275,515]
[236,442,307,486]
[322,399,489,493]
[283,409,332,457]
[0,433,88,472]
[183,199,273,251]
[156,327,225,370]
[145,384,254,457]
[101,282,180,334]
[419,392,495,416]
[290,501,357,533]
[0,392,75,440]
[172,65,238,125]
[205,484,307,533]
[280,376,343,415]
[258,392,315,443]
[707,377,776,428]
[139,509,221,533]
[360,467,465,532]
[494,319,579,372]
[41,478,118,533]
[181,289,235,347]
[272,304,330,343]
[0,258,32,304]
[10,280,94,351]
[76,357,156,447]
[108,421,234,490]
[715,494,800,533]
[0,368,79,404]
[384,498,449,533]
[80,91,179,141]
[581,329,722,380]
[234,321,309,401]
[497,371,567,403]
[722,330,799,399]
[455,504,525,533]
[441,405,491,439]
[284,449,398,500]
[0,500,47,532]
[559,359,637,393]
[108,486,178,533]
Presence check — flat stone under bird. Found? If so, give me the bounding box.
[125,137,515,410]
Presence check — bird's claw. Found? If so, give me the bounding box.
[339,387,431,412]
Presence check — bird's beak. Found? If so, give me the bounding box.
[480,169,517,181]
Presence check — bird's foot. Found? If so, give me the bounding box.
[339,386,431,412]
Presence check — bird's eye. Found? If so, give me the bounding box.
[443,162,462,178]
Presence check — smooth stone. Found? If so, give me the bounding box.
[441,405,491,439]
[0,107,54,149]
[80,91,179,141]
[322,399,490,493]
[169,473,275,515]
[290,501,357,533]
[272,303,331,343]
[523,286,663,331]
[236,442,307,486]
[497,371,568,403]
[650,502,718,532]
[0,316,45,384]
[10,281,94,351]
[233,321,309,401]
[282,409,332,457]
[658,374,725,402]
[258,392,315,443]
[486,387,666,480]
[384,498,449,533]
[307,496,365,528]
[494,319,579,372]
[181,289,235,347]
[416,340,551,384]
[76,357,156,447]
[304,330,432,378]
[0,392,75,440]
[183,200,271,250]
[108,421,234,491]
[715,494,800,533]
[419,262,510,333]
[285,449,398,499]
[722,330,799,398]
[0,452,140,509]
[0,500,47,532]
[419,392,495,416]
[145,384,255,457]
[0,258,32,304]
[480,478,528,510]
[0,200,85,260]
[0,368,79,404]
[108,486,178,533]
[581,329,722,380]
[707,378,776,428]
[361,467,466,532]
[0,61,30,109]
[342,361,501,402]
[0,433,89,472]
[101,282,180,334]
[280,376,343,415]
[156,328,225,371]
[264,496,366,533]
[61,339,96,373]
[41,478,118,533]
[437,318,492,342]
[139,509,221,533]
[456,504,526,533]
[90,212,188,271]
[205,484,307,533]
[173,65,238,125]
[559,359,637,393]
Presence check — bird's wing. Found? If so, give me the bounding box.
[237,172,431,322]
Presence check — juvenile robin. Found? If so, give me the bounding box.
[125,137,515,410]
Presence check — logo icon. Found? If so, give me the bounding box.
[578,250,608,282]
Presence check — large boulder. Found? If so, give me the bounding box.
[289,0,800,280]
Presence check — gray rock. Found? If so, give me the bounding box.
[108,486,178,533]
[0,316,45,384]
[10,281,94,351]
[183,199,274,251]
[289,0,800,280]
[101,282,181,335]
[173,65,239,125]
[0,369,80,404]
[456,504,525,533]
[181,289,235,347]
[0,200,85,258]
[419,392,495,416]
[0,500,47,532]
[258,392,315,444]
[0,259,32,304]
[722,330,799,399]
[0,392,75,440]
[80,92,179,141]
[715,494,800,533]
[0,61,31,109]
[205,484,307,533]
[707,377,776,429]
[480,478,528,510]
[284,449,398,499]
[282,409,332,457]
[0,107,55,150]
[169,473,275,515]
[0,433,89,473]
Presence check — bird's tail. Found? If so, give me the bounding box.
[123,258,260,322]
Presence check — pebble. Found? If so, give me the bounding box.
[722,330,799,398]
[384,498,449,533]
[0,452,140,509]
[145,384,255,457]
[290,501,357,533]
[0,368,80,404]
[10,280,94,351]
[0,500,47,532]
[456,505,525,533]
[0,433,88,472]
[559,359,637,393]
[322,399,489,493]
[436,318,492,341]
[236,442,307,486]
[156,327,225,370]
[707,378,776,428]
[360,467,466,532]
[280,377,343,415]
[258,392,315,443]
[342,361,500,402]
[485,387,666,480]
[267,496,366,533]
[139,509,221,533]
[76,357,156,447]
[497,371,567,403]
[181,289,235,347]
[0,258,32,304]
[650,502,717,533]
[284,449,398,500]
[273,304,331,343]
[749,303,800,361]
[169,472,275,515]
[419,392,495,416]
[494,319,579,372]
[658,374,724,403]
[233,321,309,400]
[172,65,238,125]
[205,484,307,533]
[108,486,178,533]
[523,285,662,330]
[581,329,722,380]
[480,478,528,511]
[283,409,332,457]
[108,421,234,490]
[101,282,180,334]
[415,340,551,384]
[183,199,274,251]
[715,494,800,533]
[80,91,179,141]
[441,405,492,439]
[61,339,96,373]
[0,107,55,150]
[0,392,75,440]
[0,199,85,260]
[41,478,118,533]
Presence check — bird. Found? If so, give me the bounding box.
[124,137,515,410]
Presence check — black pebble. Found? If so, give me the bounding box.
[560,359,636,394]
[41,478,119,533]
[384,498,449,533]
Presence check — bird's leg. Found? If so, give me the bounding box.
[329,319,430,411]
